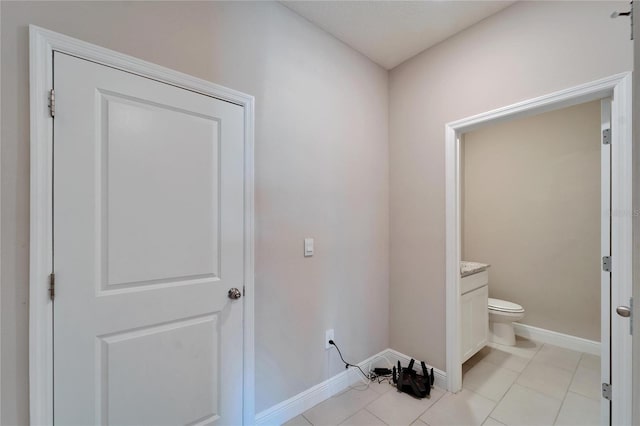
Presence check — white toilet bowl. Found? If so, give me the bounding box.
[488,298,525,346]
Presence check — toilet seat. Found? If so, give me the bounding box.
[488,298,524,313]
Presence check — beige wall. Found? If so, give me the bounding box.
[462,101,601,341]
[0,2,389,423]
[389,1,632,370]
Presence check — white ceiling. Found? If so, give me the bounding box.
[281,1,516,69]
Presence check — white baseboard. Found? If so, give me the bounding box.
[254,348,447,426]
[513,323,600,355]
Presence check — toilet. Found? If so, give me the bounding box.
[488,298,525,346]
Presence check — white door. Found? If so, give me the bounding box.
[53,52,245,425]
[601,96,633,426]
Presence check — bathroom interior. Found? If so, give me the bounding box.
[458,99,603,413]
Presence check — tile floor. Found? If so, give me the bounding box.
[284,338,601,426]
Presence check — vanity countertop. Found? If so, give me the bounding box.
[460,261,490,277]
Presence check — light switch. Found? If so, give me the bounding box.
[304,238,314,257]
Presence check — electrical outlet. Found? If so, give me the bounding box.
[325,329,334,349]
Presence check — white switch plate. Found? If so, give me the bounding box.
[325,329,334,349]
[304,238,314,257]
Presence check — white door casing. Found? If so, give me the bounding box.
[29,26,255,426]
[444,73,633,425]
[609,74,634,426]
[601,98,611,425]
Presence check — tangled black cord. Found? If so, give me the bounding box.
[328,340,370,380]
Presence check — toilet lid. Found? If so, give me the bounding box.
[488,298,524,313]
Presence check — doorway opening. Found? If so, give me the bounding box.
[444,73,633,425]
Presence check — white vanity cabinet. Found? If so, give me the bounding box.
[460,270,489,363]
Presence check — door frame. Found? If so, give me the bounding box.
[444,72,633,424]
[29,25,256,425]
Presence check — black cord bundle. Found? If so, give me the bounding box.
[369,371,393,385]
[328,340,369,380]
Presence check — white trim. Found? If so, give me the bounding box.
[446,73,627,133]
[600,97,612,426]
[610,73,633,426]
[633,52,640,426]
[512,323,601,356]
[29,25,55,426]
[0,2,3,417]
[445,125,462,393]
[254,350,385,426]
[254,349,447,426]
[29,25,256,425]
[444,73,633,425]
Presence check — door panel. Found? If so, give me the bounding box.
[461,292,473,362]
[470,286,489,354]
[53,52,244,425]
[460,286,488,363]
[103,93,220,288]
[101,315,219,425]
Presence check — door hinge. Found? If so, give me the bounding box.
[602,256,611,272]
[243,286,246,297]
[602,128,611,145]
[602,383,612,400]
[48,89,55,118]
[49,273,55,301]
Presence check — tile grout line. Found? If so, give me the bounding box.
[482,341,544,423]
[369,384,446,426]
[466,341,594,426]
[566,389,601,402]
[301,412,313,426]
[301,380,381,426]
[567,356,602,402]
[410,387,447,424]
[490,380,512,415]
[551,351,585,425]
[362,407,389,425]
[338,383,388,426]
[484,339,542,374]
[352,384,386,426]
[553,352,584,425]
[484,377,512,423]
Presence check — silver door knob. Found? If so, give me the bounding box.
[228,288,242,300]
[616,306,631,317]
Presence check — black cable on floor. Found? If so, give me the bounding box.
[328,339,370,380]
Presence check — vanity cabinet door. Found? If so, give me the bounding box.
[461,292,474,363]
[460,285,489,363]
